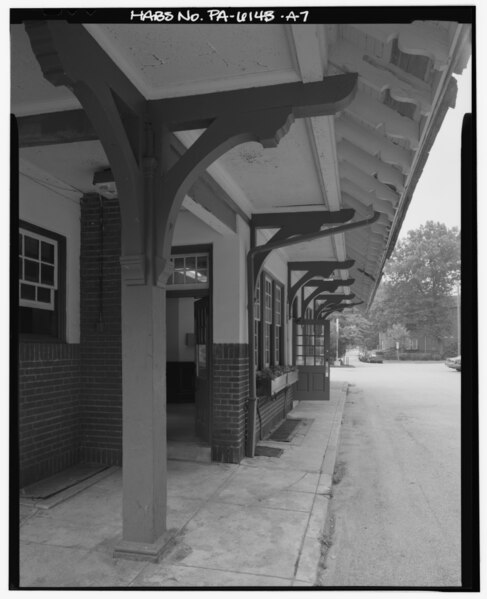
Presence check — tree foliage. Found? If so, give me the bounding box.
[330,308,378,357]
[370,221,460,348]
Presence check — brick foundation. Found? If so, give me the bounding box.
[19,342,81,487]
[79,195,122,466]
[255,383,295,442]
[211,343,249,463]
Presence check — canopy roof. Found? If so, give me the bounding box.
[11,17,471,309]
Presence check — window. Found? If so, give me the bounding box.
[19,222,65,339]
[254,272,285,369]
[167,253,209,289]
[263,276,272,367]
[254,278,261,368]
[274,284,282,366]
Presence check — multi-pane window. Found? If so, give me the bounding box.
[19,222,65,339]
[167,253,209,288]
[254,278,261,368]
[254,273,284,369]
[19,229,58,310]
[263,276,272,367]
[274,285,282,366]
[296,321,326,366]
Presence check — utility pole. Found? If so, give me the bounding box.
[336,317,339,364]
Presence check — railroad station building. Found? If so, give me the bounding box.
[12,14,471,560]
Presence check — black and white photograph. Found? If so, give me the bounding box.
[10,3,478,591]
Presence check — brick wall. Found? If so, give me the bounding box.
[19,342,81,487]
[256,383,295,442]
[79,195,122,466]
[211,343,249,463]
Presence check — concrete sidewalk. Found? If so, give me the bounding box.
[18,383,348,588]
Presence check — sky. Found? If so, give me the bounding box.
[398,59,472,237]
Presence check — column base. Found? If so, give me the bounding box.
[113,531,174,563]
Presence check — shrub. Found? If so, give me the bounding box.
[397,352,441,361]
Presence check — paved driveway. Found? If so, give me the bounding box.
[319,359,461,587]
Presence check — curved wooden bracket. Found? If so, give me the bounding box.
[24,20,148,283]
[155,107,294,284]
[288,259,356,314]
[303,285,355,314]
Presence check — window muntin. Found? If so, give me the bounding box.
[167,253,209,288]
[254,274,284,369]
[264,277,272,324]
[19,229,58,311]
[254,278,261,368]
[263,276,273,366]
[274,285,282,366]
[295,321,326,366]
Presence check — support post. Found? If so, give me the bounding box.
[114,282,170,561]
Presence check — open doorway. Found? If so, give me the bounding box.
[165,247,212,458]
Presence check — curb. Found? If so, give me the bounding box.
[293,384,349,586]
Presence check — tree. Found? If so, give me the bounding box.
[371,221,460,352]
[330,308,379,358]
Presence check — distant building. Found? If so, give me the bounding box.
[379,295,460,355]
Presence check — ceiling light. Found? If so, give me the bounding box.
[93,169,117,199]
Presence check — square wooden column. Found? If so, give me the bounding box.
[113,280,171,562]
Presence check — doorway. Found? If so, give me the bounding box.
[165,246,212,452]
[294,319,331,400]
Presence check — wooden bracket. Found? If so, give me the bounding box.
[24,20,360,289]
[303,286,355,314]
[24,20,148,284]
[287,260,355,314]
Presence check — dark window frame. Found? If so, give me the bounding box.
[19,220,66,343]
[255,270,285,370]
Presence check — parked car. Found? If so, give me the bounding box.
[359,351,383,363]
[445,355,461,371]
[367,351,383,363]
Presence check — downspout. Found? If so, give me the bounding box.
[246,209,380,457]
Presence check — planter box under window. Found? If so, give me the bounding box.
[258,369,299,397]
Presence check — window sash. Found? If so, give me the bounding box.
[264,277,272,324]
[167,253,209,289]
[19,228,58,311]
[264,323,271,366]
[254,278,261,321]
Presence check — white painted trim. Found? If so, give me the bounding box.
[181,196,234,237]
[84,24,299,100]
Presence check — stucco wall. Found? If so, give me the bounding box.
[172,211,249,344]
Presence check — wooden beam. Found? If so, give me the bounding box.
[336,116,413,175]
[16,110,248,231]
[346,90,420,150]
[338,138,405,192]
[150,73,358,131]
[252,209,354,229]
[306,278,354,288]
[17,109,96,147]
[329,40,433,115]
[339,160,400,206]
[341,178,396,218]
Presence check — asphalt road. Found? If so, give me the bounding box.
[318,357,461,588]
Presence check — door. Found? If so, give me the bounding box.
[194,296,210,442]
[294,319,330,400]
